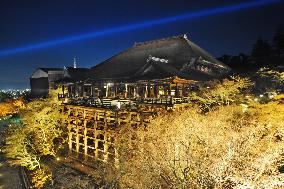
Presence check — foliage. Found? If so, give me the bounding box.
[4,89,64,188]
[5,125,40,170]
[31,166,53,189]
[189,76,252,112]
[253,67,284,93]
[118,97,284,188]
[0,98,25,117]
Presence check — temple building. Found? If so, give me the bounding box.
[30,34,232,165]
[57,34,231,108]
[30,34,231,104]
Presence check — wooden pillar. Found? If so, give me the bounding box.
[154,83,158,98]
[148,83,151,98]
[145,84,148,98]
[125,84,128,98]
[94,111,99,159]
[114,83,117,97]
[94,140,98,159]
[70,85,74,98]
[175,84,178,97]
[106,83,109,97]
[104,142,108,162]
[168,84,171,96]
[68,126,72,151]
[182,84,185,97]
[67,85,70,98]
[75,119,79,155]
[133,85,137,98]
[136,85,139,98]
[76,84,80,97]
[90,84,93,96]
[82,84,85,97]
[84,120,88,156]
[130,85,133,98]
[163,84,167,96]
[78,84,80,97]
[74,84,77,97]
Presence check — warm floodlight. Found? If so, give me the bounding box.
[0,0,281,57]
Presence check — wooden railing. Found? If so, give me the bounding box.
[138,97,191,105]
[58,93,191,108]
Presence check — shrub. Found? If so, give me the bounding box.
[189,76,252,112]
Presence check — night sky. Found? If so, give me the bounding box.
[0,0,283,89]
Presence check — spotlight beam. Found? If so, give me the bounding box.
[0,0,282,57]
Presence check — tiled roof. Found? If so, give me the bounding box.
[90,34,231,81]
[39,68,63,73]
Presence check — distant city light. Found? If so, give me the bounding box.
[0,89,30,100]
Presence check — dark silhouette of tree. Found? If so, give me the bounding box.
[249,37,272,68]
[273,26,284,57]
[219,27,284,72]
[251,37,271,58]
[218,54,250,72]
[218,54,232,65]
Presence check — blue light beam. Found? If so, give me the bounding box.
[0,0,282,57]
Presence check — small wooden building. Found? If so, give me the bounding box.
[30,68,64,97]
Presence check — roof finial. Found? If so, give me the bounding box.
[73,57,77,68]
[183,34,188,39]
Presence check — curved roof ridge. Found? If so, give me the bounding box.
[92,34,187,70]
[90,34,231,80]
[182,37,229,69]
[133,34,185,47]
[91,46,134,70]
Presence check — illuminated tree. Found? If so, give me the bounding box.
[118,97,284,188]
[4,89,65,188]
[189,76,252,112]
[252,67,284,94]
[5,126,40,170]
[31,166,53,189]
[0,98,25,117]
[114,75,284,188]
